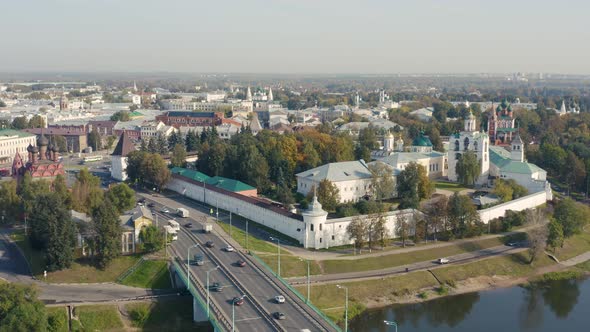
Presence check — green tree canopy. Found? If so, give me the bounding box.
[110,110,131,122]
[71,168,103,214]
[456,151,481,186]
[447,192,482,238]
[553,198,590,237]
[105,183,136,214]
[0,283,47,332]
[170,143,187,168]
[91,199,122,268]
[314,179,340,212]
[139,225,164,253]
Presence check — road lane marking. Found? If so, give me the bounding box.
[235,316,263,322]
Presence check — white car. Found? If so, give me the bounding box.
[274,295,285,304]
[437,258,450,264]
[224,245,235,252]
[161,208,170,213]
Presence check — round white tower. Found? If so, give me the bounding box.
[464,111,477,132]
[384,132,395,152]
[301,195,328,249]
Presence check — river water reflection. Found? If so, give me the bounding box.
[350,277,590,332]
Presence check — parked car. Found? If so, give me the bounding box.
[236,260,246,267]
[437,258,450,264]
[185,223,193,228]
[138,198,146,203]
[233,297,244,306]
[147,202,155,208]
[224,245,235,252]
[273,312,286,320]
[160,208,170,213]
[274,295,285,304]
[206,241,215,248]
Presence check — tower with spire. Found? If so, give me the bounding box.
[267,87,273,101]
[447,112,490,184]
[510,134,524,162]
[246,86,252,101]
[301,193,328,249]
[487,98,516,145]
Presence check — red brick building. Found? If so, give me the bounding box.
[155,111,224,128]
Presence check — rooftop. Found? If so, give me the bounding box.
[0,129,35,139]
[296,160,372,182]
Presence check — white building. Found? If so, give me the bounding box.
[111,132,135,181]
[447,112,490,184]
[296,160,374,203]
[140,121,176,139]
[0,129,37,163]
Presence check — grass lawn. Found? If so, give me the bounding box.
[120,260,172,289]
[256,253,322,278]
[45,255,141,283]
[320,236,508,275]
[434,181,470,192]
[72,305,123,332]
[125,297,199,331]
[46,307,69,332]
[575,260,590,272]
[217,221,289,254]
[553,228,590,261]
[295,271,438,323]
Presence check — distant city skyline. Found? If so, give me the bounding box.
[1,0,589,74]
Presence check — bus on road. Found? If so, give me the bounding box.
[83,155,103,164]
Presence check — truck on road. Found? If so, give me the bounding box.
[164,225,178,241]
[176,208,189,218]
[202,223,213,233]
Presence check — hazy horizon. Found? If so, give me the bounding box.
[2,0,589,74]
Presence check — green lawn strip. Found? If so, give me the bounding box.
[217,221,289,254]
[10,231,46,276]
[46,307,69,332]
[46,255,141,283]
[295,271,438,324]
[72,305,123,331]
[125,297,197,330]
[553,229,590,261]
[256,253,322,278]
[434,181,469,192]
[321,236,507,275]
[120,260,172,289]
[574,260,590,272]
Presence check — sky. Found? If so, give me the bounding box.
[1,0,589,74]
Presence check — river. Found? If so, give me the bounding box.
[350,277,590,332]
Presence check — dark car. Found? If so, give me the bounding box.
[236,260,246,267]
[273,312,286,320]
[205,241,215,248]
[138,198,146,203]
[212,282,223,292]
[233,297,244,306]
[185,223,193,228]
[147,202,155,208]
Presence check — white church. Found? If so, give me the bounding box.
[447,111,490,184]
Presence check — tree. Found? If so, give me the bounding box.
[346,216,368,253]
[553,198,590,237]
[316,179,340,212]
[143,154,171,191]
[370,212,388,248]
[71,168,103,214]
[139,225,164,252]
[0,283,47,332]
[91,199,121,268]
[28,193,76,271]
[170,143,187,168]
[147,137,157,153]
[396,213,410,247]
[167,131,183,150]
[525,208,548,264]
[11,116,28,130]
[156,132,168,155]
[493,179,514,202]
[185,130,199,152]
[425,195,448,241]
[368,161,394,201]
[53,174,72,209]
[27,115,45,128]
[125,151,149,184]
[0,180,21,222]
[105,183,136,213]
[546,218,564,253]
[87,128,102,151]
[562,151,586,194]
[53,135,67,152]
[106,135,117,150]
[397,162,421,209]
[447,192,482,238]
[110,110,131,122]
[456,151,481,186]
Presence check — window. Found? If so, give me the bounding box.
[332,235,335,240]
[464,137,470,151]
[319,223,322,231]
[319,238,322,243]
[454,140,460,151]
[310,224,314,232]
[474,141,478,151]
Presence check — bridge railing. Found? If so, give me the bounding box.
[172,258,230,332]
[250,252,342,332]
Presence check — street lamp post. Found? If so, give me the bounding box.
[246,219,249,252]
[299,258,311,304]
[187,244,200,291]
[270,237,281,277]
[337,284,348,332]
[229,211,232,239]
[206,266,220,319]
[384,320,398,332]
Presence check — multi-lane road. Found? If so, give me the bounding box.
[143,193,338,332]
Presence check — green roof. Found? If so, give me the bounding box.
[488,146,512,169]
[500,161,545,175]
[412,133,433,147]
[206,176,256,192]
[171,167,255,192]
[0,129,35,138]
[129,111,143,117]
[171,167,211,182]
